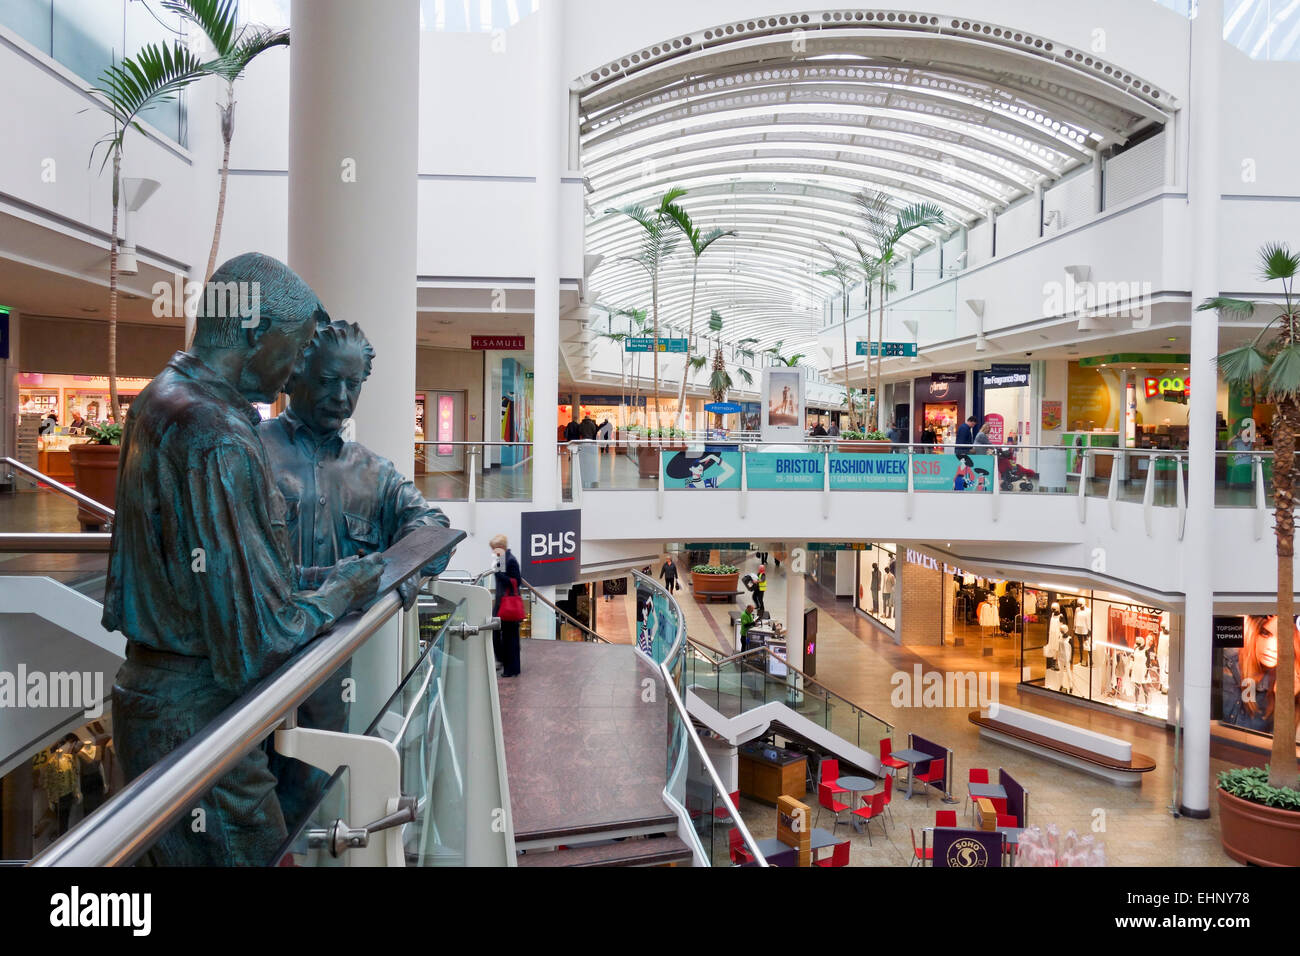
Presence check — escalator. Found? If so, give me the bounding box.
[684,639,892,779]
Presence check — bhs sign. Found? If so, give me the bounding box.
[520,509,582,586]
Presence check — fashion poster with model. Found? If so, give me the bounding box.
[761,366,804,442]
[1218,615,1300,737]
[662,450,741,489]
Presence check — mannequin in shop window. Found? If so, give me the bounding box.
[1073,599,1092,667]
[42,735,81,836]
[1129,637,1149,708]
[998,589,1019,635]
[882,565,896,618]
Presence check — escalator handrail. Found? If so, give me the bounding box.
[686,636,894,734]
[3,457,115,520]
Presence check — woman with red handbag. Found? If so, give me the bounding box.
[490,533,524,677]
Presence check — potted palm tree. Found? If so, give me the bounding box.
[856,191,945,430]
[663,204,736,430]
[161,0,289,285]
[69,422,122,531]
[1198,241,1300,866]
[605,187,685,430]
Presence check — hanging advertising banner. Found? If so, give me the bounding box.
[1041,400,1062,431]
[761,366,805,443]
[1216,615,1300,736]
[661,450,742,489]
[665,451,993,492]
[931,828,1003,868]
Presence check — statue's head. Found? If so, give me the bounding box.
[285,318,375,437]
[191,253,324,403]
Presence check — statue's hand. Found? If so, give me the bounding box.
[327,553,385,612]
[398,573,420,612]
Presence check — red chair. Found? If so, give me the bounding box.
[966,768,989,819]
[879,738,907,780]
[936,810,958,828]
[991,796,1008,816]
[820,758,847,796]
[816,783,850,831]
[909,827,933,867]
[814,840,851,868]
[880,772,895,821]
[913,757,946,804]
[727,827,754,866]
[996,813,1019,829]
[851,792,887,845]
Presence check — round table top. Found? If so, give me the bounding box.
[836,775,876,791]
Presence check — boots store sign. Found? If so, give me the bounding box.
[521,509,581,586]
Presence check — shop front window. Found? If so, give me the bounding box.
[1213,614,1300,738]
[856,543,897,631]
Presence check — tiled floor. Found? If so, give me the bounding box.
[673,552,1242,867]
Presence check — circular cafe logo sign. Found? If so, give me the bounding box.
[929,381,950,398]
[945,836,990,867]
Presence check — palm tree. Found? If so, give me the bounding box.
[857,191,945,430]
[765,341,806,368]
[706,314,755,429]
[605,187,685,428]
[818,239,859,431]
[162,0,289,285]
[89,41,208,420]
[663,203,735,427]
[1198,241,1300,790]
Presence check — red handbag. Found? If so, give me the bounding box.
[498,579,525,622]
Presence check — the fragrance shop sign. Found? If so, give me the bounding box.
[520,509,581,586]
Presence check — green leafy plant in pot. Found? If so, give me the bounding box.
[69,423,124,531]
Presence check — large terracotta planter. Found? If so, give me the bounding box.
[1217,786,1300,867]
[637,443,686,478]
[692,571,739,599]
[69,442,120,531]
[837,441,893,453]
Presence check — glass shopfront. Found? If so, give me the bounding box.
[855,543,897,631]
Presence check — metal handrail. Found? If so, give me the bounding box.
[686,637,893,733]
[0,533,111,552]
[632,569,767,867]
[30,591,406,867]
[3,457,116,519]
[518,575,610,644]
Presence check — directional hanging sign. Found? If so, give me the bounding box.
[704,401,743,415]
[856,341,917,357]
[627,337,688,353]
[807,542,872,552]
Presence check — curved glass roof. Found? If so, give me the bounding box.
[580,12,1175,362]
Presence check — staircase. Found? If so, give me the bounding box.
[498,639,692,867]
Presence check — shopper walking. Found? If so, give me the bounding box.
[659,555,680,592]
[491,533,523,678]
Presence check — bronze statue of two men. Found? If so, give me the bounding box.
[103,253,452,865]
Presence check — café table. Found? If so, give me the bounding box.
[890,748,933,799]
[754,827,842,865]
[967,781,1009,821]
[835,775,877,832]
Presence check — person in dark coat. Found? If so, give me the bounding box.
[955,415,978,465]
[659,555,679,591]
[490,533,522,677]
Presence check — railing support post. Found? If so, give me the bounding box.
[739,444,748,519]
[905,445,915,520]
[1176,455,1187,540]
[822,446,831,519]
[1107,450,1120,530]
[1076,448,1090,523]
[1142,451,1157,537]
[1253,454,1266,541]
[466,445,478,535]
[991,447,1001,521]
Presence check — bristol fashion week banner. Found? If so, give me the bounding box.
[663,450,995,492]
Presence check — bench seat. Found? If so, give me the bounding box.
[968,704,1155,786]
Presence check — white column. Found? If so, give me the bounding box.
[2,309,17,466]
[530,0,563,507]
[288,0,420,711]
[287,0,419,476]
[1180,0,1221,820]
[786,549,806,674]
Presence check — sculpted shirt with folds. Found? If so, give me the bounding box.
[258,407,451,575]
[102,352,343,695]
